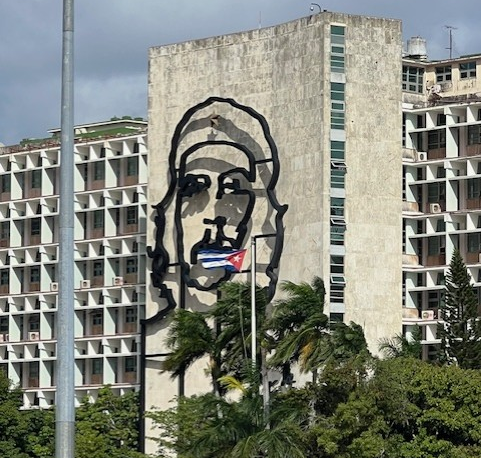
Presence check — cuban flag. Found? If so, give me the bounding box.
[197,249,247,272]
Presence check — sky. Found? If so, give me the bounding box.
[1,0,480,146]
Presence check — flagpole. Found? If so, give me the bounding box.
[251,236,257,371]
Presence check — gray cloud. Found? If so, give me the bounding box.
[1,0,480,145]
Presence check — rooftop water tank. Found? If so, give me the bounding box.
[406,37,428,60]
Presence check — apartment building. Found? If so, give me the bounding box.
[402,38,481,357]
[0,118,147,407]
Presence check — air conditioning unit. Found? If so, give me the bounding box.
[80,280,91,289]
[113,276,124,286]
[478,252,481,263]
[417,152,427,161]
[29,332,40,341]
[50,282,59,292]
[429,203,441,213]
[422,310,435,320]
[0,334,5,342]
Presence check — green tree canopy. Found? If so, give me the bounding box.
[438,249,481,369]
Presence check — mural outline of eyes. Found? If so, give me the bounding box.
[178,174,212,198]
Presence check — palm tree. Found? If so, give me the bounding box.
[267,277,330,383]
[379,325,422,359]
[212,282,268,379]
[163,308,223,395]
[188,381,306,458]
[163,282,268,394]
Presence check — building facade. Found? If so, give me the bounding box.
[402,44,481,357]
[0,118,147,407]
[144,11,402,452]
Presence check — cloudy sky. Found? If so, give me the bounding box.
[1,0,480,145]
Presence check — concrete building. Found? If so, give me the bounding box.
[402,39,481,357]
[0,118,147,407]
[144,11,402,452]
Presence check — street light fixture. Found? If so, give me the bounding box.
[310,3,321,13]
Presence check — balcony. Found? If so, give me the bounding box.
[29,282,40,292]
[122,175,138,186]
[27,377,39,388]
[91,275,104,287]
[90,324,103,336]
[122,223,138,235]
[25,188,41,199]
[402,307,419,319]
[123,322,137,333]
[466,144,481,157]
[90,374,103,385]
[123,371,137,384]
[124,273,137,284]
[427,148,446,160]
[425,254,446,266]
[403,253,420,266]
[466,252,481,264]
[89,180,105,191]
[403,201,419,212]
[467,197,481,210]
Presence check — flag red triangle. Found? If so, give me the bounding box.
[226,249,247,272]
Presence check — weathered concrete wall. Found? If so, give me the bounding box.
[145,11,402,454]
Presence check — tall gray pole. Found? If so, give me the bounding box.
[56,0,75,457]
[250,236,257,370]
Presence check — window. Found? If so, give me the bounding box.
[427,129,446,149]
[467,178,481,199]
[93,261,104,277]
[31,170,41,189]
[331,25,345,37]
[468,233,481,252]
[126,207,138,225]
[428,236,444,256]
[330,197,344,217]
[29,315,40,331]
[435,66,452,83]
[92,312,103,326]
[468,125,481,145]
[330,284,345,303]
[31,218,41,236]
[0,270,8,286]
[330,82,345,102]
[93,210,104,229]
[427,182,445,202]
[460,61,476,79]
[93,162,105,181]
[30,267,40,283]
[330,225,346,245]
[0,317,8,332]
[125,356,137,373]
[125,308,137,323]
[126,257,138,274]
[331,164,346,188]
[330,256,344,275]
[331,141,345,160]
[92,359,102,375]
[1,175,10,193]
[402,66,424,93]
[0,222,9,240]
[126,157,138,176]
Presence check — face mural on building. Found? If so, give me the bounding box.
[148,97,287,312]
